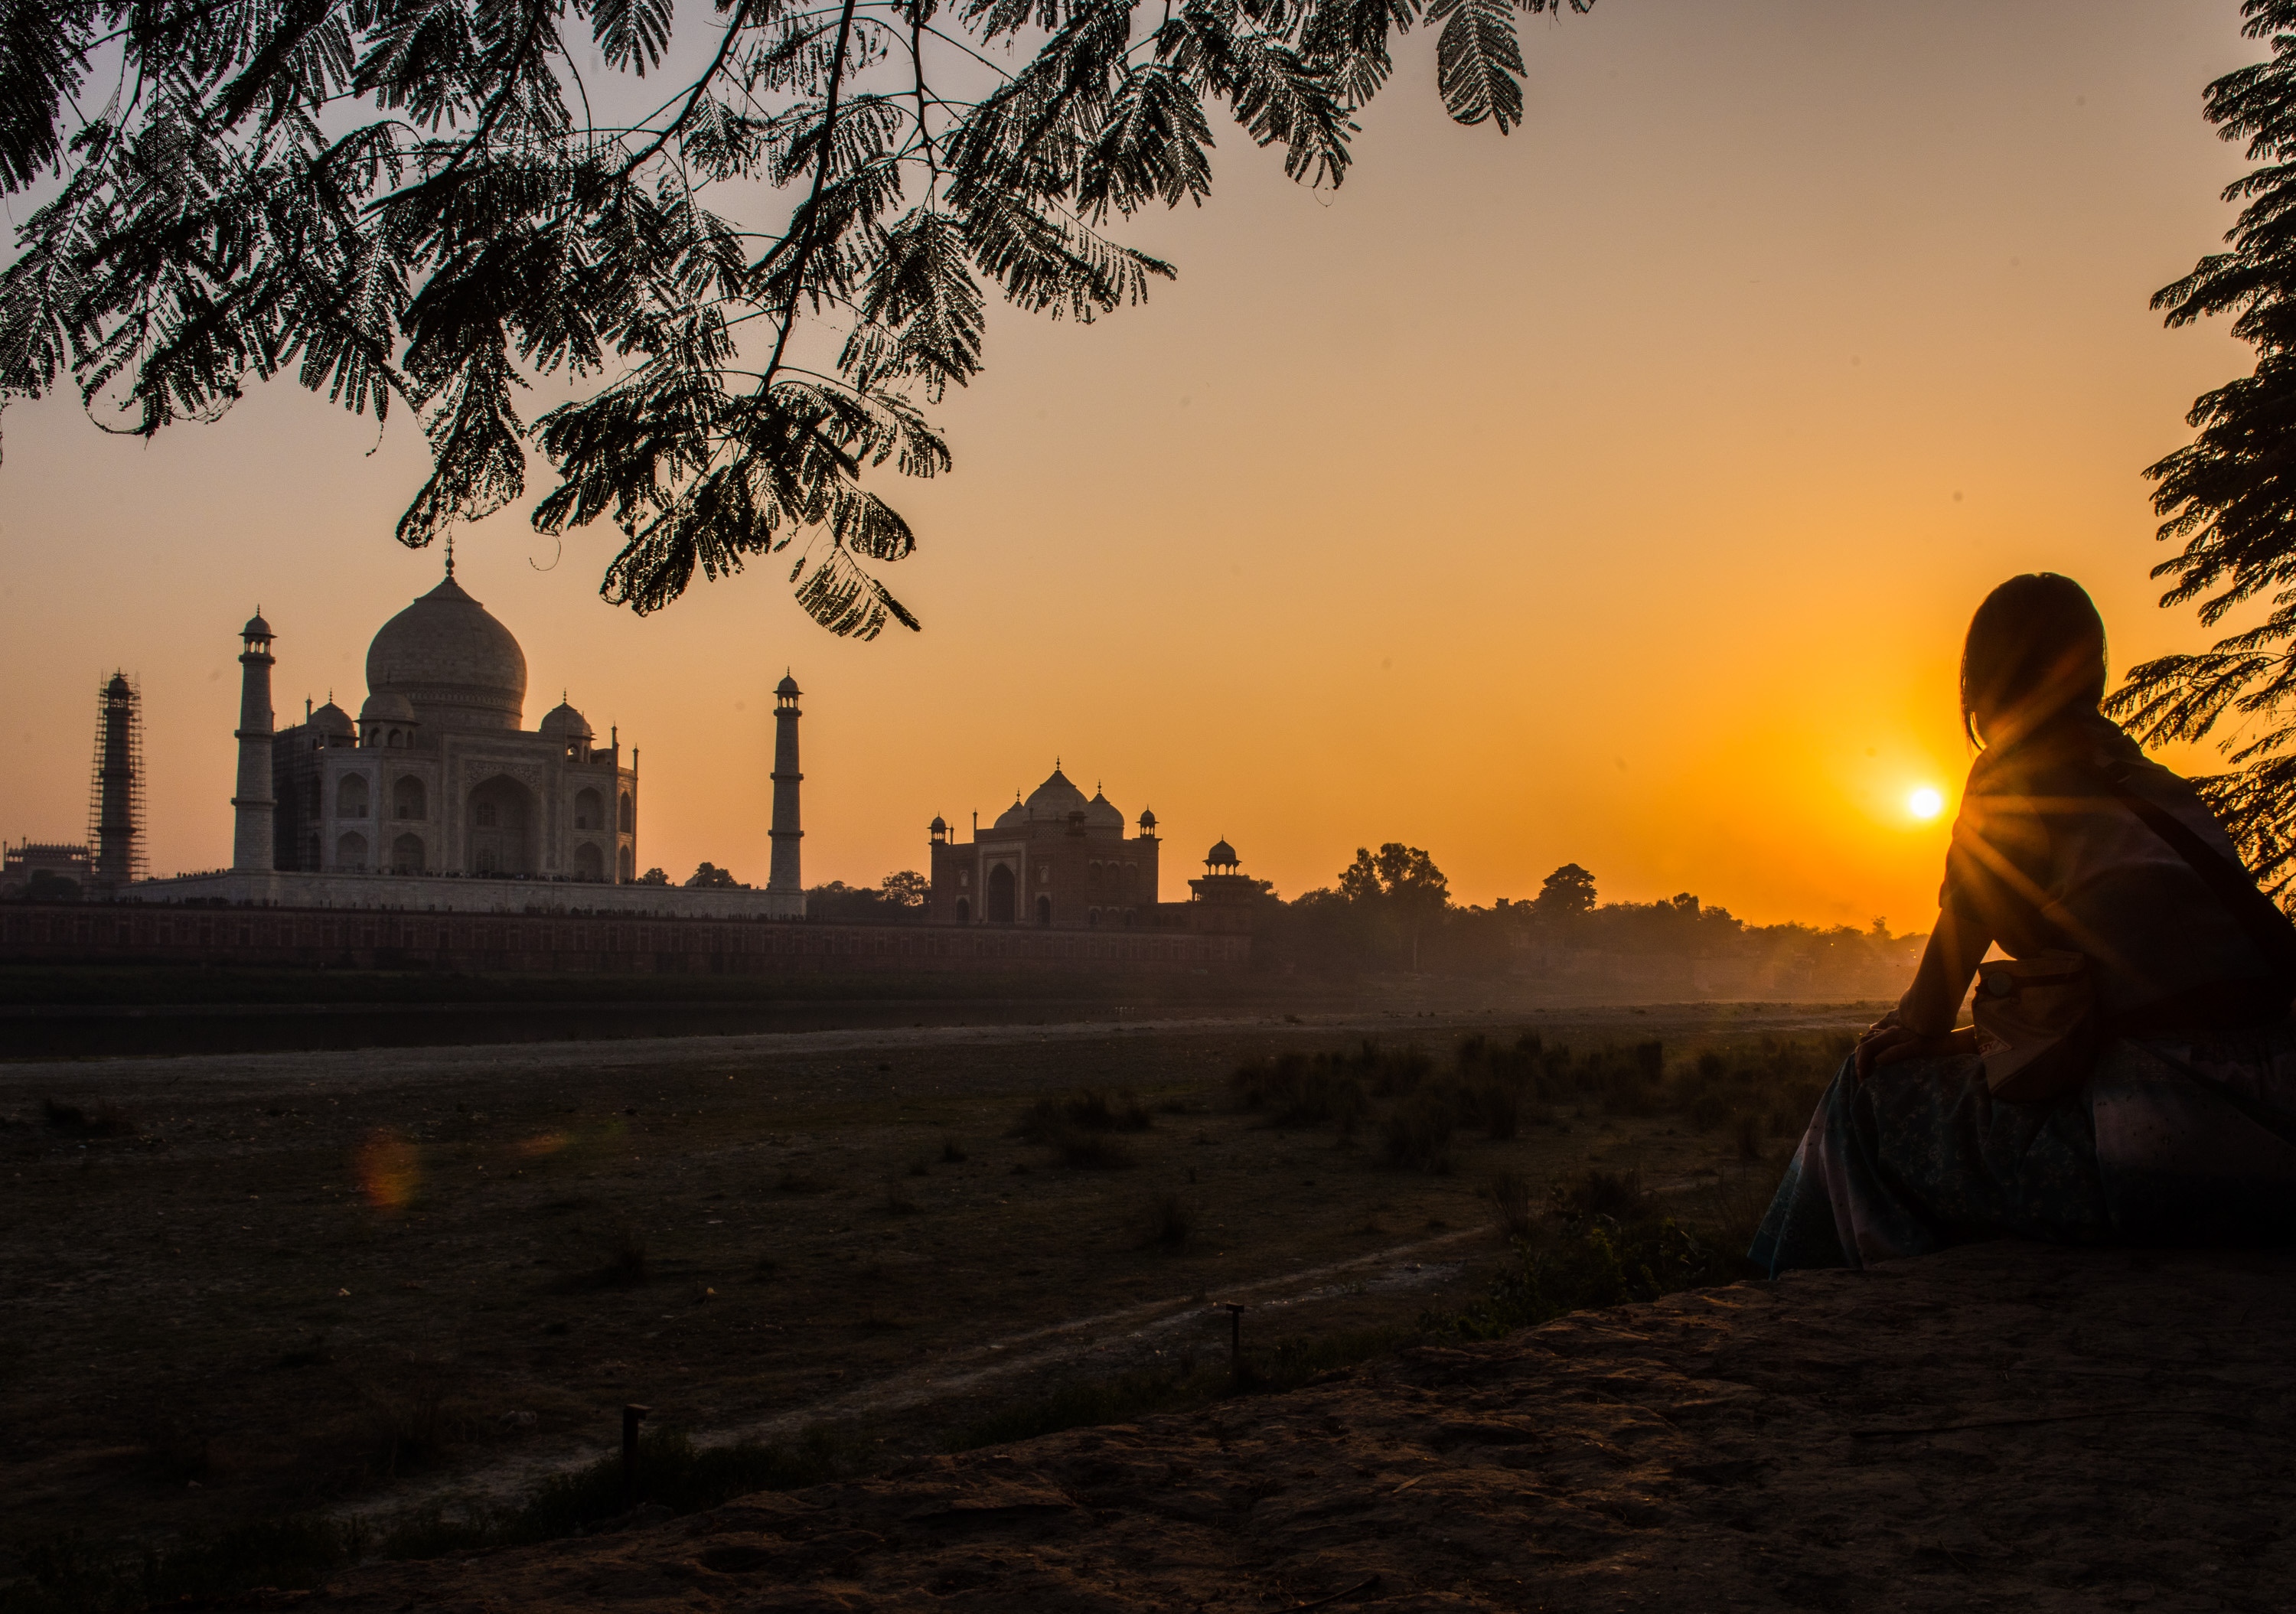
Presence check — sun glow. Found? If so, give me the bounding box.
[1908,787,1945,823]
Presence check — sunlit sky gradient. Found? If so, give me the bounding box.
[0,1,2271,927]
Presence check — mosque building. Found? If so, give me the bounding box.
[925,768,1257,936]
[928,768,1159,928]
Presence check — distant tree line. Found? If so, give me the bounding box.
[633,863,933,918]
[617,847,1916,993]
[1249,844,1925,994]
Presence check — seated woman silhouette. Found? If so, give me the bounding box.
[1752,573,2296,1273]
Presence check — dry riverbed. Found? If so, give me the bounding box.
[0,1000,1874,1564]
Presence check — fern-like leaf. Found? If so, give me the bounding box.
[1428,0,1522,132]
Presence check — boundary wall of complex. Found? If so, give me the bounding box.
[0,902,1248,977]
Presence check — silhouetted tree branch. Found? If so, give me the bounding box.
[0,0,1596,637]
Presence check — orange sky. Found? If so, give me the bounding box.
[0,0,2269,928]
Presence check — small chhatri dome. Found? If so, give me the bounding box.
[242,611,273,641]
[310,699,355,736]
[359,691,416,723]
[929,814,948,833]
[540,699,592,741]
[1084,787,1124,830]
[1205,838,1239,870]
[1139,807,1156,827]
[365,573,527,733]
[992,790,1029,832]
[775,673,801,698]
[104,672,132,699]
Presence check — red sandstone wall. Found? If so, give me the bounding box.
[0,903,1249,976]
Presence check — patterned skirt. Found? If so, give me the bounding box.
[1750,1023,2296,1275]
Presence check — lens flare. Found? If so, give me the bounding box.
[356,1128,420,1212]
[1908,786,1945,822]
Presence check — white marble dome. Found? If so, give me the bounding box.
[365,575,527,732]
[540,699,592,741]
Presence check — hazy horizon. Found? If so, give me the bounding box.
[0,0,2265,928]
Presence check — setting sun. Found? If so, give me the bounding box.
[1908,787,1946,823]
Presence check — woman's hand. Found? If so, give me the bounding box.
[1854,1014,1978,1078]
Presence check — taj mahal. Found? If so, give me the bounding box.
[256,572,640,883]
[120,565,811,920]
[28,563,1262,953]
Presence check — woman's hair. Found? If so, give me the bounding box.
[1960,573,2108,746]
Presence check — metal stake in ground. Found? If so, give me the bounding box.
[1220,1303,1245,1384]
[622,1404,651,1508]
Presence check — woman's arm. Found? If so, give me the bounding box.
[1900,905,1990,1034]
[1854,905,1991,1076]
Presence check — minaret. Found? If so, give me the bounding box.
[232,611,277,872]
[767,672,804,901]
[89,673,142,892]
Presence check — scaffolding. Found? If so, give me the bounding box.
[86,671,146,889]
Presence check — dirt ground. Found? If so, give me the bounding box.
[0,1000,1870,1567]
[285,1239,2296,1613]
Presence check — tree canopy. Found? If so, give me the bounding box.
[0,0,1594,637]
[1529,859,1593,918]
[2113,0,2296,891]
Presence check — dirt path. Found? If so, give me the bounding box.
[346,1224,1492,1524]
[272,1241,2296,1612]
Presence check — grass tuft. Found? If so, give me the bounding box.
[1143,1190,1197,1249]
[41,1097,134,1136]
[1013,1088,1150,1167]
[1381,1090,1456,1173]
[1482,1168,1534,1240]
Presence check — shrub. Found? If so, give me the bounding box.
[377,1426,840,1557]
[1381,1090,1456,1172]
[1227,1052,1369,1131]
[1734,1111,1766,1162]
[948,1361,1218,1451]
[1694,1172,1781,1260]
[1058,1133,1137,1169]
[1433,1205,1734,1342]
[1550,1166,1656,1222]
[1143,1191,1197,1249]
[1011,1088,1153,1143]
[1358,1041,1435,1098]
[41,1097,133,1136]
[1483,1169,1534,1239]
[356,1374,473,1478]
[588,1225,647,1286]
[1468,1078,1520,1140]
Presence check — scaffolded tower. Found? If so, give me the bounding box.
[86,672,146,892]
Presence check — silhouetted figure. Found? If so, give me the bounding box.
[1755,574,2296,1273]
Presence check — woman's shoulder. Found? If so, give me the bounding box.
[1965,713,2154,801]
